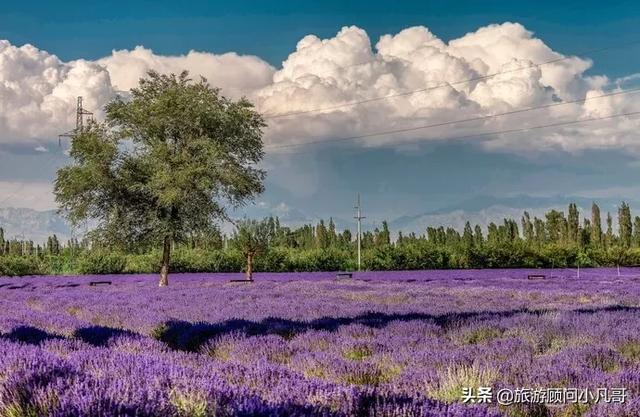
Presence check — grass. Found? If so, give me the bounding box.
[617,339,640,362]
[428,364,498,403]
[460,326,504,345]
[343,344,374,361]
[340,367,389,386]
[169,390,209,417]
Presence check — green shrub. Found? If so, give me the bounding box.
[76,251,126,274]
[0,256,47,276]
[124,253,159,273]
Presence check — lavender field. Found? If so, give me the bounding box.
[2,269,640,416]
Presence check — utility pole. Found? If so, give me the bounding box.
[354,194,366,271]
[19,232,25,257]
[70,229,75,259]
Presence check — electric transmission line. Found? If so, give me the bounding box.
[267,110,640,154]
[263,39,640,119]
[266,86,640,151]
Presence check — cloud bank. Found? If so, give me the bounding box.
[1,22,639,153]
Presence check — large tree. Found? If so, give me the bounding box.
[605,212,615,248]
[618,201,633,248]
[521,211,534,243]
[567,203,580,244]
[545,210,565,244]
[55,71,266,286]
[591,203,602,247]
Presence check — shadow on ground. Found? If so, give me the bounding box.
[2,305,638,352]
[151,304,640,351]
[1,325,65,345]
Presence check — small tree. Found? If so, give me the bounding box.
[55,71,265,286]
[230,219,271,281]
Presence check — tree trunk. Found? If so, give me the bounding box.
[159,235,171,287]
[246,253,253,281]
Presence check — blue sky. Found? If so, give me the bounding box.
[1,0,640,232]
[2,0,639,75]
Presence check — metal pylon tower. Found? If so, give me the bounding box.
[59,96,94,146]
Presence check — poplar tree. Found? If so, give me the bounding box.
[378,221,391,246]
[328,218,337,246]
[473,224,484,247]
[605,212,614,248]
[567,203,580,244]
[581,218,591,247]
[316,220,329,249]
[591,203,602,247]
[545,210,565,243]
[521,211,534,243]
[534,217,546,245]
[633,216,640,247]
[618,201,632,248]
[487,223,499,245]
[463,221,474,248]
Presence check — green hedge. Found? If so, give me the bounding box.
[76,251,127,274]
[0,256,48,276]
[4,244,640,277]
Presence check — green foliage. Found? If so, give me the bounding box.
[229,219,272,258]
[170,390,210,417]
[461,327,504,345]
[170,249,243,273]
[0,256,47,276]
[54,70,265,284]
[343,345,374,361]
[428,364,497,403]
[339,366,391,386]
[363,242,449,270]
[123,253,162,274]
[276,248,351,272]
[8,201,640,276]
[77,251,127,274]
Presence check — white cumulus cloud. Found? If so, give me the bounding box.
[97,46,275,97]
[0,42,274,146]
[0,22,639,154]
[254,23,639,153]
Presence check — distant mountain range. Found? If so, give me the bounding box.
[0,207,72,244]
[388,194,635,235]
[1,194,636,242]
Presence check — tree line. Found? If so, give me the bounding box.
[3,202,640,277]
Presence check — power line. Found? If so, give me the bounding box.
[268,110,640,154]
[58,96,93,146]
[263,39,640,119]
[1,97,88,208]
[266,86,640,151]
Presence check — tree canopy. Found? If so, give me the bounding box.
[55,71,266,286]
